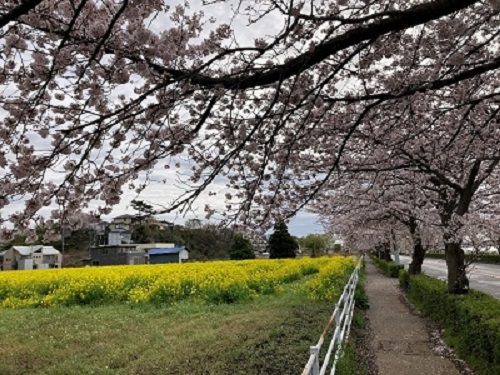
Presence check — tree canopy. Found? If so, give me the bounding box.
[300,234,330,257]
[0,0,499,293]
[0,0,498,227]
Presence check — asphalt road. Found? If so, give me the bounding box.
[399,255,500,299]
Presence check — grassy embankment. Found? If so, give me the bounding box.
[0,290,333,374]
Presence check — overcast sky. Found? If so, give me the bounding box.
[99,181,325,237]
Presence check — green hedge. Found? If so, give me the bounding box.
[400,270,500,375]
[371,256,403,277]
[398,268,410,290]
[426,252,500,264]
[354,261,369,310]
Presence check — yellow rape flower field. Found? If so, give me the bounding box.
[0,256,359,374]
[0,256,356,309]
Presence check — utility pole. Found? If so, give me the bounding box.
[57,198,65,264]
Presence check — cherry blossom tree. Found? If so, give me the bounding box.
[0,1,499,293]
[314,170,438,273]
[335,72,500,292]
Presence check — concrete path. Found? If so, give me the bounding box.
[365,260,459,375]
[399,255,500,299]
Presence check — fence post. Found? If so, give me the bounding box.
[310,345,320,375]
[302,257,363,375]
[335,302,341,327]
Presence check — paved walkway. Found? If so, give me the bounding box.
[365,260,459,375]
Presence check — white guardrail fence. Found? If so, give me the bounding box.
[302,256,363,375]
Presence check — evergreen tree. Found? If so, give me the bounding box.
[130,199,155,217]
[229,234,255,260]
[131,224,154,244]
[268,222,298,259]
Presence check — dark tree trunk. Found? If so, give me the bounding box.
[379,241,391,261]
[445,241,469,294]
[409,240,425,275]
[408,218,425,275]
[433,160,484,293]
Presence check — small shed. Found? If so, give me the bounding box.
[89,245,145,266]
[148,246,189,264]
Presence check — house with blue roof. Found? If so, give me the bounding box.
[147,246,189,264]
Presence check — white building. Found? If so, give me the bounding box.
[0,246,62,271]
[108,228,132,245]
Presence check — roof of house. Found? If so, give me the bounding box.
[158,220,174,224]
[12,246,60,256]
[114,214,136,220]
[0,250,6,257]
[109,228,130,233]
[147,246,187,256]
[40,247,61,255]
[12,246,41,255]
[90,244,137,250]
